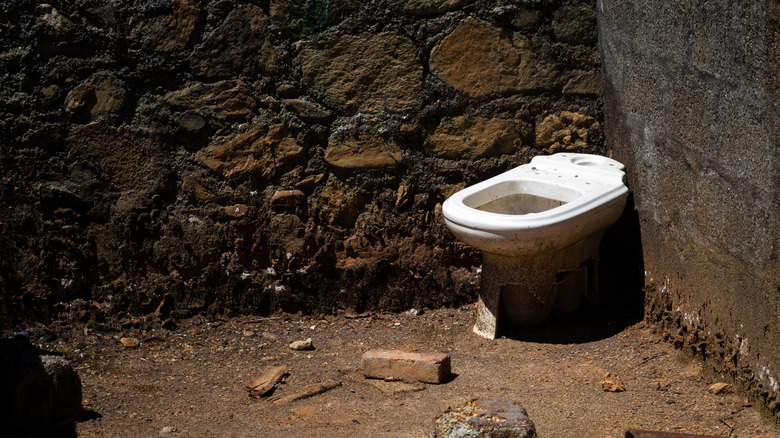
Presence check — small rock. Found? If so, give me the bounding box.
[276,84,297,97]
[175,111,206,133]
[361,350,451,384]
[181,176,215,201]
[299,33,422,113]
[129,0,202,52]
[602,372,625,392]
[160,426,177,434]
[271,190,306,208]
[435,399,536,438]
[281,99,332,123]
[65,73,126,118]
[708,382,732,394]
[161,80,256,120]
[120,337,140,348]
[430,17,558,98]
[562,71,601,96]
[224,204,249,218]
[325,131,402,169]
[190,4,277,78]
[552,2,597,46]
[197,125,303,179]
[289,339,314,351]
[295,174,325,192]
[37,4,72,33]
[424,116,522,159]
[246,365,288,397]
[535,111,598,154]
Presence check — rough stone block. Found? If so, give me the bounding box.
[434,399,536,438]
[430,17,559,97]
[360,350,451,384]
[299,33,422,113]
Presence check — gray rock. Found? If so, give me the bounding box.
[434,399,536,437]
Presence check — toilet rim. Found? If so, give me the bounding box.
[442,181,628,232]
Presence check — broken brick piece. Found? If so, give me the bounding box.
[708,382,732,394]
[246,365,287,397]
[602,372,626,392]
[360,349,451,384]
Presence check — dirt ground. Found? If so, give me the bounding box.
[31,304,780,437]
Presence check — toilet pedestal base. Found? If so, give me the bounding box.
[472,234,603,340]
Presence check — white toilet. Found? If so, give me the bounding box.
[442,153,629,339]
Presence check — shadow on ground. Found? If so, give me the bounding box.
[500,195,646,344]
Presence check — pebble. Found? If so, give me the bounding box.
[708,382,733,394]
[159,426,177,434]
[289,338,314,351]
[120,337,140,348]
[602,372,625,392]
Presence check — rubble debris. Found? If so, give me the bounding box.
[289,339,314,351]
[707,382,732,395]
[361,350,451,384]
[120,337,140,348]
[267,379,341,404]
[434,399,536,437]
[246,365,288,397]
[602,372,626,392]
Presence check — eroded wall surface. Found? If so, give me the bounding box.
[600,0,780,418]
[0,1,605,329]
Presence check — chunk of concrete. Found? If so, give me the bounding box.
[434,399,536,437]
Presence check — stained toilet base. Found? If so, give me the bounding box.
[472,233,603,340]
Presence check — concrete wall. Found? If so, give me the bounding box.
[600,0,780,418]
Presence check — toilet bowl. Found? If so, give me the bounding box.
[442,153,629,339]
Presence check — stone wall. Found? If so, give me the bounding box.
[0,0,605,330]
[600,0,780,419]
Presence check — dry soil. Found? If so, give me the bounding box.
[31,305,780,437]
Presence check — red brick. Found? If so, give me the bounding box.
[360,350,451,384]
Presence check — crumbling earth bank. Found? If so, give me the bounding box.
[0,0,604,329]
